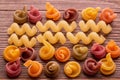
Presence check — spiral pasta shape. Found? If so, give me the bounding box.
[8,33,36,47]
[81,7,100,21]
[64,61,81,78]
[39,40,55,60]
[100,53,116,75]
[7,23,37,37]
[36,31,66,44]
[36,20,77,32]
[24,60,43,77]
[55,47,71,62]
[66,32,106,45]
[46,2,61,21]
[13,5,28,24]
[44,61,60,78]
[3,45,20,62]
[72,44,88,60]
[79,20,112,34]
[99,8,117,23]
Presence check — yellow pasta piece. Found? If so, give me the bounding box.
[66,32,105,44]
[8,23,37,37]
[36,20,77,32]
[79,20,112,34]
[36,31,66,44]
[8,33,36,47]
[100,53,116,75]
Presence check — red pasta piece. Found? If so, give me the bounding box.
[83,58,101,76]
[28,5,42,24]
[5,58,21,78]
[91,43,106,59]
[20,47,37,62]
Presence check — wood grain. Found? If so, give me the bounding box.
[0,0,120,79]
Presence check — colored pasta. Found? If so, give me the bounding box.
[100,8,117,23]
[7,23,37,37]
[13,5,28,24]
[81,7,100,21]
[100,53,116,75]
[3,45,20,62]
[36,31,66,44]
[72,44,88,60]
[36,20,77,32]
[44,61,60,78]
[66,32,106,44]
[46,2,61,21]
[8,33,36,47]
[64,61,81,78]
[55,47,71,62]
[28,5,42,24]
[79,20,112,34]
[106,40,120,58]
[39,40,55,60]
[63,8,78,22]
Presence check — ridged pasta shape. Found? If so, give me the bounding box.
[8,23,37,37]
[66,32,106,45]
[36,20,77,32]
[8,33,36,47]
[79,20,112,34]
[36,31,66,44]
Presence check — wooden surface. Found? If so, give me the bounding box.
[0,0,120,79]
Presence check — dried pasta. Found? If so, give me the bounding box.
[66,32,106,45]
[8,23,37,37]
[36,20,77,32]
[8,33,36,47]
[79,20,112,34]
[46,2,61,21]
[36,31,66,44]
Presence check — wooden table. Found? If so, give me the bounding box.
[0,0,120,79]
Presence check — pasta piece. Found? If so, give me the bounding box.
[13,5,28,24]
[83,58,101,76]
[72,44,88,60]
[20,47,37,62]
[63,8,78,23]
[46,2,61,21]
[37,31,66,44]
[3,45,20,62]
[7,23,37,37]
[64,61,81,78]
[8,33,36,47]
[79,20,112,34]
[106,40,120,58]
[100,53,116,75]
[44,61,60,78]
[91,43,106,59]
[28,5,42,24]
[100,8,117,23]
[36,20,77,32]
[5,58,21,78]
[55,47,71,62]
[39,40,55,60]
[24,60,43,77]
[81,7,100,21]
[66,32,106,45]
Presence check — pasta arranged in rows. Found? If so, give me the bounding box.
[79,20,112,34]
[8,33,36,47]
[8,23,37,37]
[36,20,77,32]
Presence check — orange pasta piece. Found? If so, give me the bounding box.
[46,2,61,21]
[3,45,20,61]
[24,60,43,77]
[106,40,120,58]
[55,47,71,62]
